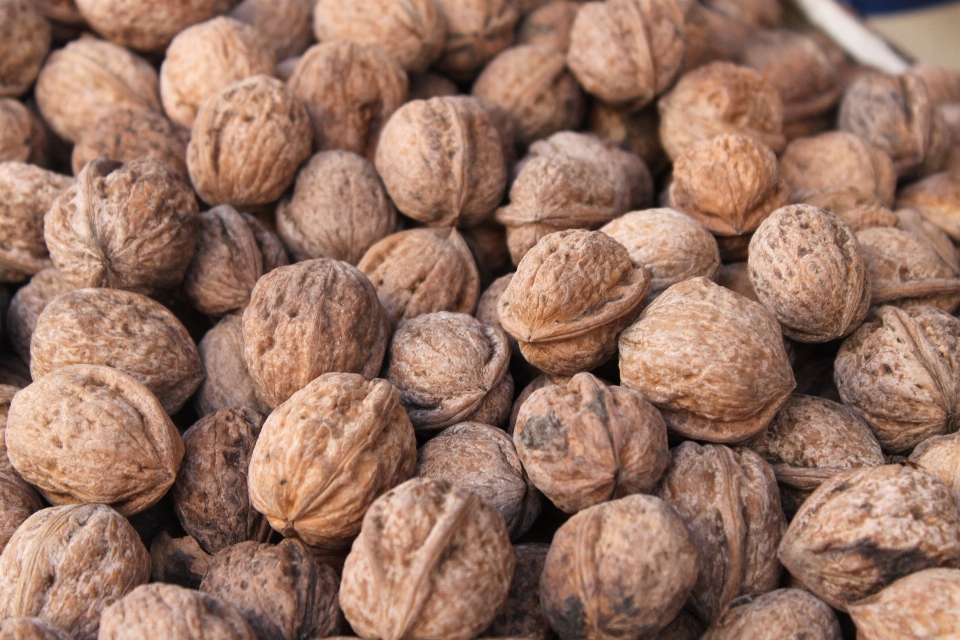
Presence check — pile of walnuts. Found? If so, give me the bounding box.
[1,0,960,638]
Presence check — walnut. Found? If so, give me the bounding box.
[433,0,519,81]
[619,277,795,443]
[0,383,22,472]
[0,0,51,98]
[517,1,581,53]
[778,464,960,611]
[71,109,190,179]
[658,61,785,161]
[803,189,898,232]
[701,590,842,640]
[654,611,706,640]
[472,44,585,145]
[4,265,59,354]
[896,207,960,271]
[0,618,72,640]
[34,36,161,144]
[477,96,523,171]
[462,219,513,286]
[74,0,233,52]
[149,533,213,589]
[0,99,48,166]
[718,261,757,301]
[679,0,744,74]
[896,171,960,241]
[848,568,960,638]
[187,75,312,208]
[229,0,315,60]
[907,434,960,504]
[540,494,698,639]
[0,468,41,553]
[483,543,551,639]
[588,101,669,178]
[407,72,459,101]
[913,63,960,104]
[30,288,204,415]
[340,478,515,640]
[195,314,270,417]
[0,504,150,640]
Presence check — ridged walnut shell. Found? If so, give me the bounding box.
[896,170,960,241]
[847,568,960,639]
[484,543,552,640]
[6,268,71,364]
[195,314,270,417]
[700,590,841,640]
[0,618,72,640]
[0,99,47,166]
[74,0,233,52]
[433,0,519,81]
[518,0,581,53]
[909,432,960,498]
[0,0,51,98]
[229,0,315,60]
[71,109,190,179]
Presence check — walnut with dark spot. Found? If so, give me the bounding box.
[149,532,213,590]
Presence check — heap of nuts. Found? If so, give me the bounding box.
[2,0,960,638]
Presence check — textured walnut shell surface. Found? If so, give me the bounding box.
[0,0,51,98]
[74,0,233,52]
[484,543,552,640]
[0,618,73,640]
[149,532,213,590]
[241,259,389,409]
[433,0,519,81]
[517,0,581,53]
[196,314,270,417]
[230,0,315,60]
[909,432,960,498]
[200,539,342,640]
[44,158,199,296]
[803,189,898,232]
[896,207,960,272]
[71,109,190,179]
[30,287,204,415]
[0,469,42,553]
[778,464,960,611]
[847,568,960,639]
[896,170,960,241]
[339,478,515,640]
[587,100,668,177]
[620,277,795,442]
[835,305,960,453]
[540,494,698,640]
[0,383,22,476]
[407,72,459,101]
[0,99,48,166]
[34,36,160,144]
[700,589,841,640]
[0,504,151,640]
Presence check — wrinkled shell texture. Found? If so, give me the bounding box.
[847,568,960,639]
[74,0,234,52]
[620,277,795,442]
[540,494,698,640]
[6,268,72,363]
[6,365,184,515]
[701,589,841,640]
[0,0,51,98]
[0,618,73,640]
[484,543,551,640]
[897,171,960,242]
[804,189,898,232]
[150,533,212,590]
[909,432,960,497]
[433,0,519,81]
[0,99,47,166]
[196,314,270,417]
[0,504,151,640]
[339,478,515,640]
[71,109,191,179]
[248,373,416,549]
[229,0,315,60]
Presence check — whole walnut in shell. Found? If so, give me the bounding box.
[71,109,190,179]
[0,468,41,553]
[0,0,51,98]
[803,189,898,232]
[701,590,841,640]
[484,543,552,640]
[847,568,960,639]
[0,504,150,640]
[150,533,212,589]
[0,99,48,166]
[0,618,72,640]
[339,478,515,640]
[517,0,581,53]
[896,170,960,241]
[230,0,315,60]
[6,268,72,363]
[195,314,270,417]
[909,432,960,498]
[588,100,668,177]
[75,0,233,52]
[433,0,519,81]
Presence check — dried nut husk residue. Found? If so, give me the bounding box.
[701,589,841,640]
[847,568,960,639]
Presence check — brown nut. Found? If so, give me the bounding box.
[717,261,758,301]
[229,0,315,60]
[75,0,233,52]
[0,618,72,640]
[587,100,669,177]
[909,433,960,498]
[195,314,270,417]
[149,533,213,589]
[433,0,519,81]
[71,109,190,179]
[31,0,83,23]
[896,170,960,241]
[701,589,841,640]
[484,543,552,640]
[6,268,71,364]
[847,568,960,639]
[0,0,51,98]
[408,71,459,100]
[461,218,513,285]
[803,189,899,232]
[0,469,41,553]
[0,99,47,166]
[517,1,581,53]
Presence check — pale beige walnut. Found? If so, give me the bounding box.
[588,101,668,177]
[160,17,276,130]
[540,494,698,640]
[910,433,960,498]
[277,151,396,265]
[30,288,204,415]
[74,0,234,52]
[0,618,72,640]
[150,533,213,589]
[668,134,787,236]
[517,1,581,53]
[0,0,51,98]
[0,99,48,166]
[658,61,785,161]
[187,75,312,208]
[778,464,960,611]
[386,312,513,430]
[34,36,161,144]
[847,568,960,639]
[619,277,796,443]
[99,583,256,640]
[701,590,841,640]
[433,0,519,81]
[484,543,551,640]
[835,305,960,453]
[340,477,515,640]
[896,171,960,241]
[6,268,72,363]
[0,503,151,640]
[289,42,407,158]
[313,0,446,74]
[71,109,190,179]
[359,228,480,329]
[472,44,585,145]
[196,314,270,417]
[416,422,541,539]
[803,189,898,231]
[0,469,41,553]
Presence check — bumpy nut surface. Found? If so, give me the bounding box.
[230,0,315,60]
[0,504,151,640]
[75,0,233,52]
[896,170,960,241]
[909,432,960,497]
[0,99,47,166]
[0,0,51,98]
[6,268,71,363]
[241,259,389,409]
[484,543,552,640]
[149,533,212,589]
[71,109,190,179]
[433,0,519,81]
[847,568,960,639]
[339,478,515,640]
[196,314,270,417]
[0,618,72,640]
[701,590,841,640]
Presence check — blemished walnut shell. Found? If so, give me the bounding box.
[416,422,541,539]
[835,305,960,453]
[778,464,960,611]
[6,268,71,363]
[909,433,960,498]
[99,583,256,640]
[0,0,51,98]
[668,134,787,236]
[75,0,233,52]
[803,189,898,232]
[313,0,446,74]
[658,61,785,161]
[0,504,151,640]
[483,543,551,640]
[433,0,519,81]
[540,494,698,640]
[0,468,42,553]
[896,170,960,241]
[187,75,312,208]
[149,532,213,589]
[359,228,481,329]
[30,288,204,415]
[71,109,190,179]
[472,44,586,145]
[196,314,270,417]
[517,0,581,53]
[230,0,315,60]
[701,590,841,640]
[567,0,686,107]
[657,442,785,624]
[34,36,161,144]
[0,618,72,640]
[339,478,515,640]
[847,568,960,639]
[241,259,389,409]
[0,99,47,166]
[200,539,342,640]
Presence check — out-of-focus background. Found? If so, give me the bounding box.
[855,0,960,68]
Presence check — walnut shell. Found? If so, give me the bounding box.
[701,590,841,640]
[461,218,514,286]
[909,433,960,499]
[433,0,519,81]
[517,1,581,53]
[587,100,668,178]
[803,189,898,232]
[339,477,515,640]
[0,99,48,166]
[847,567,960,639]
[4,269,65,361]
[229,0,315,60]
[0,618,72,640]
[195,314,270,417]
[31,0,83,23]
[540,494,698,640]
[71,109,190,179]
[897,206,960,272]
[896,170,960,241]
[0,504,151,640]
[75,0,233,52]
[0,469,42,553]
[678,0,743,75]
[149,532,213,589]
[0,384,18,473]
[407,72,459,101]
[0,0,51,98]
[481,543,552,639]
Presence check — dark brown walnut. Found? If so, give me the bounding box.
[0,618,73,640]
[45,158,198,296]
[0,0,51,98]
[99,583,256,640]
[588,101,669,177]
[172,409,269,555]
[701,590,841,640]
[657,442,785,624]
[540,495,698,640]
[778,464,960,611]
[150,532,213,589]
[241,259,389,409]
[196,314,270,417]
[340,478,515,640]
[847,568,960,639]
[30,288,204,415]
[461,218,513,286]
[896,170,960,241]
[433,0,519,81]
[416,422,541,539]
[654,611,705,640]
[567,0,686,107]
[0,504,151,640]
[668,134,787,236]
[360,228,482,329]
[75,0,233,52]
[313,0,446,74]
[835,305,960,453]
[620,277,795,442]
[803,189,898,232]
[518,0,581,53]
[472,44,585,145]
[187,75,312,208]
[71,109,190,179]
[484,543,552,640]
[0,469,42,552]
[375,96,506,227]
[0,99,48,165]
[34,36,161,144]
[407,72,459,101]
[658,61,785,161]
[909,432,960,498]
